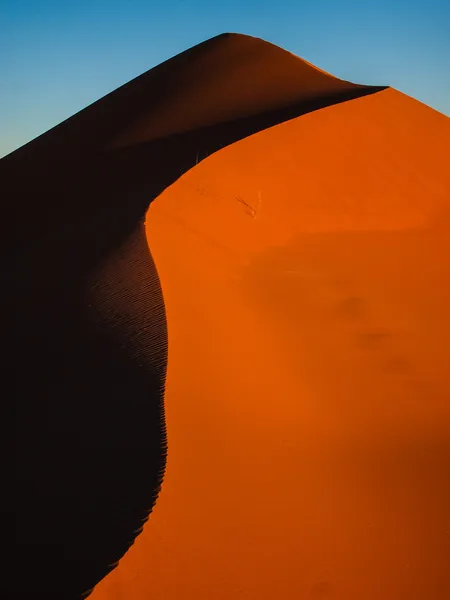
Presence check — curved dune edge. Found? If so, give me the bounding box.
[107,32,366,149]
[89,88,450,599]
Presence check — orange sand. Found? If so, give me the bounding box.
[90,83,450,599]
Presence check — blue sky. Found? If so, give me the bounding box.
[1,0,449,158]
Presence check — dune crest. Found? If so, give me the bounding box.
[107,32,370,148]
[3,33,380,167]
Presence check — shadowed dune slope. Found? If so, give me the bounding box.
[6,34,386,599]
[89,88,450,600]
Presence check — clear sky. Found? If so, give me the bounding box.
[1,0,449,158]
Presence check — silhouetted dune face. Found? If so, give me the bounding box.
[14,223,168,599]
[7,33,389,599]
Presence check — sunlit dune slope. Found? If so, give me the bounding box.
[91,87,450,600]
[8,33,387,599]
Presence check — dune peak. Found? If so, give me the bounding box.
[2,32,384,164]
[107,32,373,148]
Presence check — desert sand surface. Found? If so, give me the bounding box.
[91,88,450,599]
[8,33,449,599]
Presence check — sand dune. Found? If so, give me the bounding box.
[8,32,450,599]
[93,77,450,599]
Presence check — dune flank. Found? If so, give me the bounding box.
[92,85,450,598]
[8,32,448,599]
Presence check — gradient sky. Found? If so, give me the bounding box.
[2,0,449,158]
